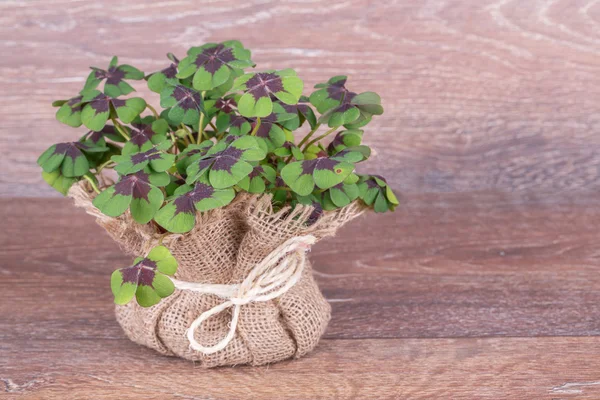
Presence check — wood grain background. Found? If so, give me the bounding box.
[2,0,600,399]
[2,0,600,197]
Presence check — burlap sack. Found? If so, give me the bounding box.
[69,182,362,367]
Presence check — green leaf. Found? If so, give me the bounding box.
[136,285,162,307]
[146,246,178,275]
[41,170,78,196]
[111,270,137,305]
[113,97,147,124]
[55,96,83,127]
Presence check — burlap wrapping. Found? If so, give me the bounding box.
[69,182,362,367]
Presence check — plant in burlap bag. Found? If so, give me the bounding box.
[38,42,398,367]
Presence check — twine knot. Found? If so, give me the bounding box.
[170,234,317,355]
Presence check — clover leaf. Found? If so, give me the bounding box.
[273,141,304,161]
[160,81,205,126]
[309,75,352,113]
[123,117,170,154]
[155,179,236,233]
[37,141,108,177]
[237,164,276,193]
[80,90,146,131]
[357,175,399,213]
[84,124,126,144]
[175,141,213,175]
[327,129,363,154]
[147,53,179,94]
[185,135,267,189]
[310,76,383,128]
[233,69,304,117]
[331,145,371,163]
[111,140,175,175]
[322,181,360,210]
[177,41,254,91]
[111,246,178,307]
[318,91,383,128]
[93,169,169,224]
[41,169,79,196]
[83,56,144,98]
[280,157,355,196]
[226,112,286,150]
[54,96,84,127]
[275,99,317,131]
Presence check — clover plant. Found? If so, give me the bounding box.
[38,41,398,307]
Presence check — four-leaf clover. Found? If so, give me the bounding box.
[177,41,254,91]
[185,136,267,188]
[233,69,303,117]
[92,169,169,224]
[155,179,236,233]
[111,246,178,307]
[83,56,145,97]
[280,156,355,196]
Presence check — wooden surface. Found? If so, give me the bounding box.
[2,0,600,399]
[3,194,600,399]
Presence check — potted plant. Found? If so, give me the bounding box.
[38,41,398,367]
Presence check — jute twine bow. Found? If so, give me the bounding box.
[169,234,317,355]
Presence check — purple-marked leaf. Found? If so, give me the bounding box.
[147,53,179,93]
[324,181,360,209]
[93,170,168,223]
[327,129,363,154]
[234,70,304,117]
[178,41,254,90]
[274,99,317,131]
[83,56,144,97]
[80,90,146,130]
[160,81,205,125]
[111,97,147,124]
[273,141,305,161]
[155,180,235,233]
[331,145,371,163]
[357,175,399,213]
[123,118,170,154]
[55,96,84,127]
[280,157,355,196]
[228,114,252,136]
[237,164,276,193]
[311,77,383,128]
[84,124,126,144]
[112,141,175,175]
[175,141,213,175]
[111,245,177,307]
[37,141,108,177]
[227,112,286,149]
[185,136,266,188]
[309,75,352,113]
[250,113,286,150]
[80,90,112,131]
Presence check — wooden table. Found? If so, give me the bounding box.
[2,0,600,399]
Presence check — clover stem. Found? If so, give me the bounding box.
[302,127,337,151]
[250,117,261,136]
[197,91,207,144]
[146,104,160,119]
[179,124,195,144]
[83,175,101,194]
[96,160,115,174]
[208,121,218,132]
[111,118,131,140]
[297,123,321,148]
